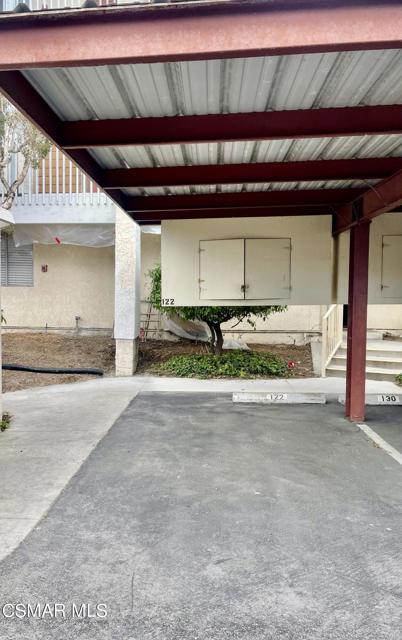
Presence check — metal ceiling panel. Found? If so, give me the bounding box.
[90,135,402,170]
[20,49,402,202]
[23,49,402,123]
[123,179,377,197]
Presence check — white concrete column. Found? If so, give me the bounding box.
[114,207,141,376]
[0,234,2,416]
[0,211,13,416]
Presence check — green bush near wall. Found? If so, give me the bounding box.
[154,350,289,379]
[396,374,402,386]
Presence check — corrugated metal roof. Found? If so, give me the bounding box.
[90,135,402,170]
[24,49,402,122]
[21,49,402,201]
[123,179,378,197]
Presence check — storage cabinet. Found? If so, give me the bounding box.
[199,237,291,300]
[199,239,244,299]
[245,238,291,299]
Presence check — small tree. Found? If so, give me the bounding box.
[0,96,51,211]
[148,264,286,355]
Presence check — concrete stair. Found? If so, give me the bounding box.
[326,339,402,381]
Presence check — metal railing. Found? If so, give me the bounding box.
[1,147,110,208]
[321,304,343,377]
[1,0,84,10]
[0,0,203,13]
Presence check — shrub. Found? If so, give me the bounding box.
[148,264,286,355]
[396,373,402,386]
[0,412,12,432]
[155,350,289,379]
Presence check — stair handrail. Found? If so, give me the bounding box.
[321,304,344,377]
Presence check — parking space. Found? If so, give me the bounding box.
[0,392,401,639]
[363,405,402,453]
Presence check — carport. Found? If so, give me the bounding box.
[1,0,402,421]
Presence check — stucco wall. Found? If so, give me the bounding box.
[147,229,324,343]
[336,212,402,304]
[141,233,162,300]
[161,216,334,306]
[2,243,114,329]
[367,305,402,330]
[334,212,402,330]
[2,226,400,335]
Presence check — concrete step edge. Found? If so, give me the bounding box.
[332,355,402,364]
[327,364,401,375]
[339,343,402,352]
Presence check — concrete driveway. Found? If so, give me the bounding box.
[0,391,401,639]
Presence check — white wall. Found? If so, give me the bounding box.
[3,220,400,337]
[336,212,402,304]
[161,216,334,306]
[114,208,141,375]
[367,306,402,330]
[2,243,114,329]
[141,233,162,300]
[144,230,325,343]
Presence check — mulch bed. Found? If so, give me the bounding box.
[2,333,314,393]
[137,339,314,378]
[2,333,115,393]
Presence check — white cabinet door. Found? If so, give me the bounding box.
[245,238,291,299]
[199,239,244,300]
[381,235,402,298]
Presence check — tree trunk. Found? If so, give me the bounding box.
[206,321,216,353]
[214,324,224,356]
[1,191,15,210]
[0,156,30,210]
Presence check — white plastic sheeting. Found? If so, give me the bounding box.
[164,314,250,350]
[13,224,115,247]
[140,225,161,235]
[164,315,210,342]
[0,207,15,230]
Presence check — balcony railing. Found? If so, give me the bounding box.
[0,0,198,13]
[321,304,344,377]
[1,147,110,208]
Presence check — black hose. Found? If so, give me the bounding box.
[2,364,103,376]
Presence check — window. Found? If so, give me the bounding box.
[1,232,33,287]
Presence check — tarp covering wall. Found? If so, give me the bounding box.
[13,224,115,248]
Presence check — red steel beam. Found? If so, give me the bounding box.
[64,106,402,149]
[0,70,127,212]
[131,205,333,223]
[345,220,371,422]
[0,1,401,69]
[334,168,402,234]
[125,188,365,213]
[104,157,402,189]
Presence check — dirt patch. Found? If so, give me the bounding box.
[384,333,402,342]
[2,333,115,393]
[2,334,315,393]
[137,339,314,378]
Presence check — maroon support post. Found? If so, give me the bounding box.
[345,220,371,422]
